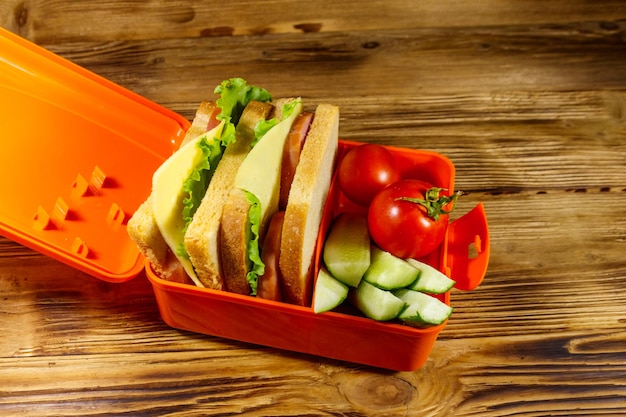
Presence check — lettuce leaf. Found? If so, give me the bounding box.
[176,135,223,258]
[176,79,271,259]
[214,78,272,147]
[244,191,264,296]
[252,99,301,146]
[253,118,278,145]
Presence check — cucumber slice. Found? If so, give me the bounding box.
[323,213,371,287]
[394,289,452,326]
[350,281,406,321]
[363,246,420,290]
[313,268,349,314]
[405,259,456,294]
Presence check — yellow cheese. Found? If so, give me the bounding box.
[234,100,303,226]
[152,122,224,286]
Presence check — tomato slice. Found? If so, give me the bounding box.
[206,105,221,131]
[164,249,195,285]
[280,112,314,209]
[257,211,285,301]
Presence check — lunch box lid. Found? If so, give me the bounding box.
[0,28,189,282]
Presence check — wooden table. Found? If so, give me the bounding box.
[2,1,626,415]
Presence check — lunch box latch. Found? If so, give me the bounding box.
[447,203,490,291]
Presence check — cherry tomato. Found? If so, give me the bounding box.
[367,179,459,259]
[338,144,402,206]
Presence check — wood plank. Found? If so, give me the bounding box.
[37,23,626,106]
[1,1,626,414]
[2,0,625,43]
[424,335,626,416]
[1,337,624,416]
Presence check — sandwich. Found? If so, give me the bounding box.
[128,78,273,287]
[220,100,339,305]
[128,78,339,307]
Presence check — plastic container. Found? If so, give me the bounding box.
[147,141,489,371]
[0,28,489,371]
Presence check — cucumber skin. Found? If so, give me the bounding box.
[318,220,455,326]
[364,247,420,290]
[313,269,349,314]
[350,281,407,321]
[394,289,452,326]
[405,259,455,294]
[323,214,371,287]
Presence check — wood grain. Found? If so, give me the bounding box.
[1,0,626,415]
[34,23,626,106]
[2,0,626,43]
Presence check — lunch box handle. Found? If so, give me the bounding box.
[447,202,490,291]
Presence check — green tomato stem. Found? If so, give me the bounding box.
[396,187,462,221]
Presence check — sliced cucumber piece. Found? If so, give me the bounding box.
[405,259,456,294]
[349,281,406,321]
[313,268,349,314]
[394,289,452,326]
[363,246,420,290]
[323,213,371,287]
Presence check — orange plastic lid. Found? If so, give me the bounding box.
[0,28,189,282]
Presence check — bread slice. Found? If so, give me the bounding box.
[218,98,298,295]
[219,188,252,294]
[127,196,170,277]
[127,101,216,280]
[182,101,217,146]
[184,101,274,289]
[279,104,339,306]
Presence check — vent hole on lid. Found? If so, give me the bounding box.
[53,197,69,223]
[33,206,53,230]
[71,237,90,258]
[106,203,126,231]
[468,234,483,259]
[89,166,107,195]
[71,174,91,199]
[468,241,479,259]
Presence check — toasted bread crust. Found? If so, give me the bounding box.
[127,196,171,278]
[219,189,253,295]
[184,101,274,289]
[127,102,216,280]
[182,101,216,146]
[280,104,339,306]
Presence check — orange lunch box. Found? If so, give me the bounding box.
[0,28,489,371]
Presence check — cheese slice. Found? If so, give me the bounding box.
[152,122,224,286]
[234,100,303,226]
